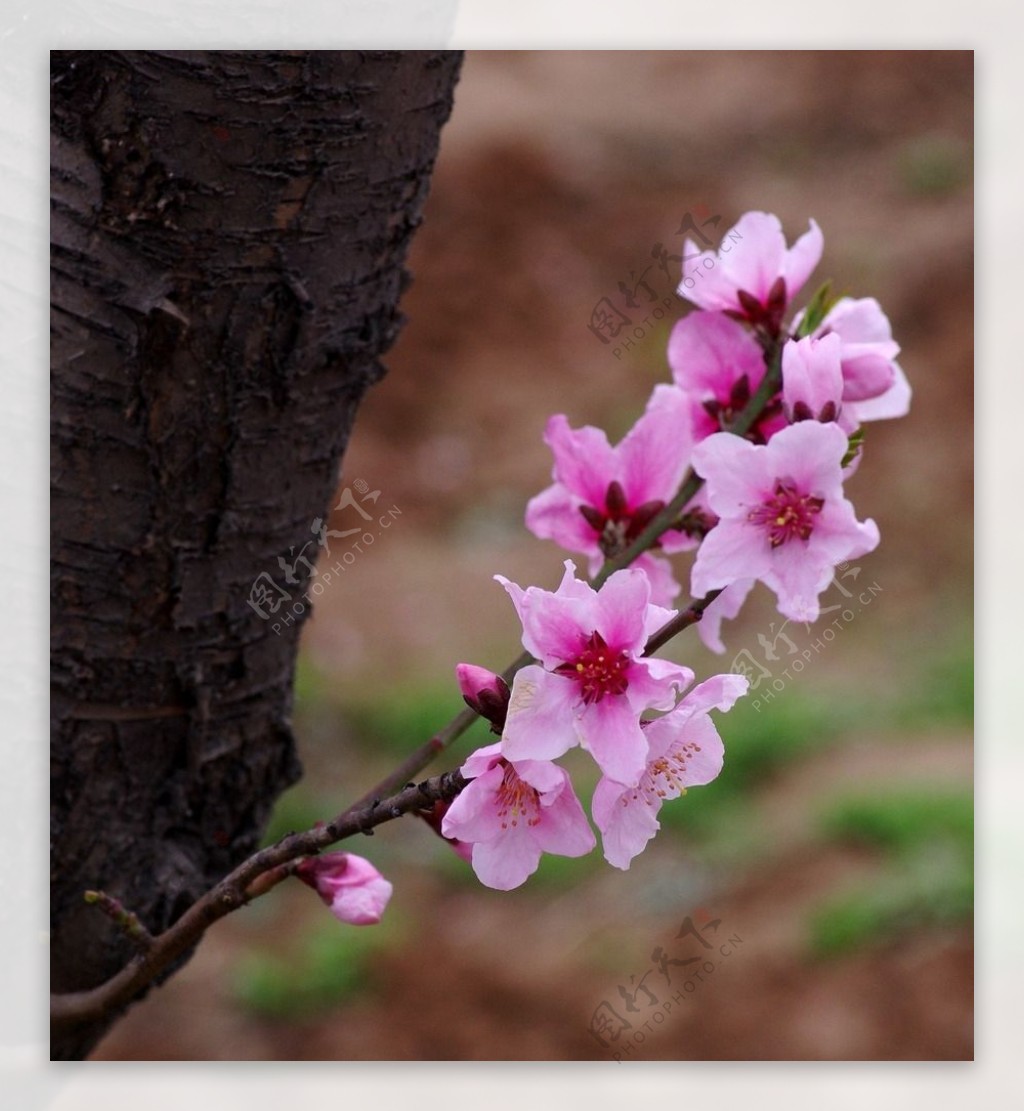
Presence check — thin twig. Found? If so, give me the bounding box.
[52,771,465,1030]
[82,891,154,952]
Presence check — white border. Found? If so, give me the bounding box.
[5,0,1018,1106]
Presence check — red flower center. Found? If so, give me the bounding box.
[555,630,631,704]
[579,480,666,558]
[747,479,824,548]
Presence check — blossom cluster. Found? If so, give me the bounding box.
[300,211,909,909]
[439,211,909,890]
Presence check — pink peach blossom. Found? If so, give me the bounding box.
[667,311,786,445]
[593,674,748,869]
[677,210,823,331]
[525,384,698,605]
[441,742,595,890]
[496,561,693,787]
[690,422,879,622]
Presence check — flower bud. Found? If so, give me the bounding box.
[455,663,511,733]
[295,852,392,926]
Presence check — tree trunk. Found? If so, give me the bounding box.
[50,49,462,1059]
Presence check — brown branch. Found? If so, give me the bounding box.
[642,589,724,657]
[51,770,465,1031]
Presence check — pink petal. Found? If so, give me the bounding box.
[691,519,773,600]
[782,218,824,299]
[592,566,653,653]
[625,656,694,715]
[717,211,787,302]
[837,346,897,401]
[470,826,543,890]
[667,311,766,398]
[824,296,895,345]
[544,414,618,508]
[844,363,912,422]
[578,695,650,787]
[441,764,508,843]
[592,776,662,871]
[525,483,603,555]
[782,334,844,419]
[696,579,754,654]
[677,672,750,719]
[641,593,681,642]
[534,778,596,857]
[633,553,684,608]
[495,567,590,666]
[329,875,392,926]
[761,538,837,623]
[762,420,849,498]
[651,712,725,789]
[617,384,694,505]
[677,241,739,311]
[500,666,581,764]
[458,741,503,780]
[515,757,571,797]
[691,432,763,517]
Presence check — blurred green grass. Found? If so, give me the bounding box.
[897,132,971,198]
[231,914,403,1018]
[807,788,973,957]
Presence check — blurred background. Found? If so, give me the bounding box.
[95,50,973,1060]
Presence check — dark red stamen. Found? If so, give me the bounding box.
[747,479,824,548]
[579,481,667,558]
[554,630,630,704]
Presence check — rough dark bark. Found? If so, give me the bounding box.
[50,49,462,1059]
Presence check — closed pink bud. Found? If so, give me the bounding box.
[455,663,510,733]
[295,852,392,926]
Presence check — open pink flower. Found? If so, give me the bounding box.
[441,742,595,890]
[295,852,393,926]
[677,210,823,332]
[801,296,910,420]
[690,422,879,622]
[496,561,693,786]
[593,674,749,869]
[525,384,698,605]
[667,311,786,445]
